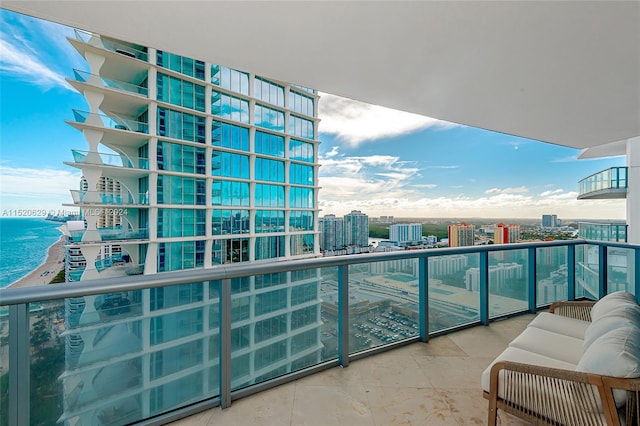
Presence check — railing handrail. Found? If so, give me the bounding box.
[2,239,636,306]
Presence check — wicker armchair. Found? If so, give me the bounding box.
[483,300,640,426]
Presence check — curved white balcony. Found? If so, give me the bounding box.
[578,167,628,199]
[69,150,149,170]
[69,190,149,206]
[70,110,149,134]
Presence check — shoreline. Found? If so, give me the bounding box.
[7,235,66,288]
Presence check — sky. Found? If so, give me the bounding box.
[0,9,627,221]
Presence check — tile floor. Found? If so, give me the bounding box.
[170,315,536,425]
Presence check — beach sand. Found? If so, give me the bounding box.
[7,236,66,288]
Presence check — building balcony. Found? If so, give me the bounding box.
[69,110,149,135]
[69,190,149,206]
[579,221,628,243]
[67,149,149,171]
[578,166,628,199]
[72,69,148,98]
[72,29,148,62]
[1,239,638,425]
[68,227,149,243]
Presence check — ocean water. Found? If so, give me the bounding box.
[0,218,64,288]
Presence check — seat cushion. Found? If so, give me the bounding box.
[590,291,637,322]
[481,346,577,393]
[509,327,584,364]
[528,311,590,340]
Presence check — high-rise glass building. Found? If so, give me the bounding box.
[389,223,422,243]
[541,214,558,228]
[318,214,344,251]
[343,210,369,248]
[59,31,324,424]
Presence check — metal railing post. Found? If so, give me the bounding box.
[9,303,30,426]
[338,265,349,367]
[418,257,429,343]
[567,245,576,301]
[528,247,537,313]
[480,252,489,325]
[635,248,640,304]
[220,279,231,409]
[599,245,608,298]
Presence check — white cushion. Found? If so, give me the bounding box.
[584,315,640,351]
[590,291,637,322]
[577,326,640,407]
[528,312,590,339]
[481,346,577,393]
[509,327,584,364]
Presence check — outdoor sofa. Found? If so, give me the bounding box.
[481,291,640,425]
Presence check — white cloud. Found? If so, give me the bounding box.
[484,186,528,195]
[425,165,459,170]
[318,92,458,145]
[540,189,564,197]
[0,13,79,92]
[0,166,81,209]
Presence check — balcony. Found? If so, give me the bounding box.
[1,239,638,425]
[72,69,148,97]
[69,190,149,206]
[72,29,149,62]
[579,222,628,243]
[69,149,149,171]
[578,167,628,200]
[68,227,149,243]
[69,110,149,134]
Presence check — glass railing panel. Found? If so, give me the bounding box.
[536,246,568,306]
[607,247,636,294]
[0,312,7,426]
[576,244,600,299]
[99,227,149,241]
[428,253,480,331]
[71,149,149,170]
[69,190,149,205]
[488,249,528,317]
[72,69,149,97]
[578,167,629,196]
[64,291,143,329]
[348,261,419,355]
[71,110,149,134]
[318,267,339,361]
[228,268,330,391]
[28,300,67,425]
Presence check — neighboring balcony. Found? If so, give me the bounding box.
[578,166,628,199]
[579,221,628,243]
[69,110,149,134]
[71,69,148,97]
[71,29,149,62]
[67,150,149,171]
[68,226,149,243]
[69,190,149,206]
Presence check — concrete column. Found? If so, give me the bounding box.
[627,137,640,244]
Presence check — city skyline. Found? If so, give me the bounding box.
[0,9,627,220]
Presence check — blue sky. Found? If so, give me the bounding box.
[0,9,626,220]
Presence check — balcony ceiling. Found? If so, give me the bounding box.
[3,1,639,150]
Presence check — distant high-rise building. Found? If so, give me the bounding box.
[494,223,520,244]
[344,210,369,247]
[426,235,437,246]
[542,214,558,228]
[389,223,422,243]
[379,215,394,224]
[465,262,524,292]
[448,222,475,247]
[319,214,344,250]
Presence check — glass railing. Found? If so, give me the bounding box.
[578,166,628,197]
[579,222,628,243]
[69,227,149,243]
[73,29,149,61]
[70,190,149,205]
[71,110,149,134]
[72,69,149,97]
[0,239,637,425]
[71,149,149,170]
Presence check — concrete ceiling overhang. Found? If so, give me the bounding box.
[3,1,639,150]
